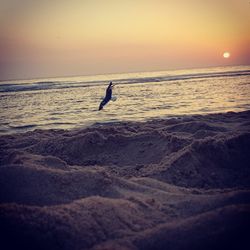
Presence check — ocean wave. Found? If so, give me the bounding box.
[1,69,249,93]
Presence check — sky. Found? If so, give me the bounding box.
[0,0,249,80]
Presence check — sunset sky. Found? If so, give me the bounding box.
[0,0,249,80]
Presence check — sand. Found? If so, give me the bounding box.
[0,110,250,250]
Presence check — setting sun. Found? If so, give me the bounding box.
[223,52,231,58]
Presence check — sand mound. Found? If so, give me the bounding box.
[0,110,250,249]
[0,197,156,250]
[1,191,250,250]
[153,132,250,189]
[0,164,122,205]
[94,205,250,250]
[28,130,189,167]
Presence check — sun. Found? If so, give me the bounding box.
[223,52,230,58]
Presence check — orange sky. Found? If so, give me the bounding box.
[0,0,249,80]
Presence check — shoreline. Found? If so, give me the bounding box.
[2,109,249,136]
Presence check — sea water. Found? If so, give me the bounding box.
[0,65,250,134]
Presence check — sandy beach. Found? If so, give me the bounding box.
[0,110,250,250]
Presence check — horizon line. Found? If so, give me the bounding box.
[1,63,249,82]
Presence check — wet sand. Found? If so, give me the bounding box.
[0,110,250,250]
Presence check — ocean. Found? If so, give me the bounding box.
[0,65,250,134]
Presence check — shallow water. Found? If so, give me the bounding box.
[0,65,250,134]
